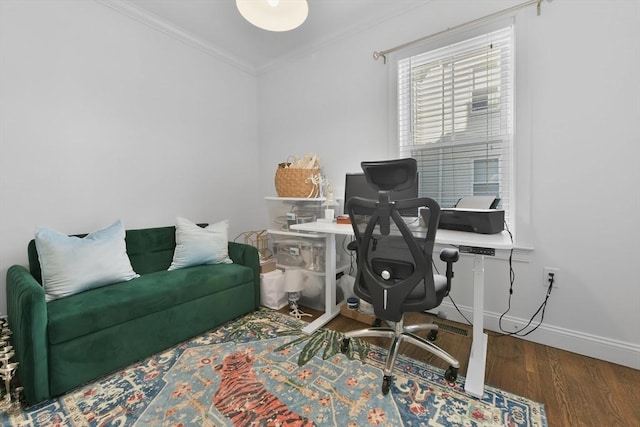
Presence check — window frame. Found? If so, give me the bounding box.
[388,21,516,232]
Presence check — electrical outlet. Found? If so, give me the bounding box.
[543,267,559,289]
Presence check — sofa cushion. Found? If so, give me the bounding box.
[27,224,211,283]
[124,226,178,275]
[168,217,232,271]
[46,263,254,344]
[35,220,139,302]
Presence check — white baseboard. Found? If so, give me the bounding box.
[433,301,640,370]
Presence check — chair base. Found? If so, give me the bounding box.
[342,317,460,394]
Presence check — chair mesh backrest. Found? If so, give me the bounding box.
[347,185,441,323]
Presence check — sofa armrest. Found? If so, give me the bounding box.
[227,242,260,310]
[6,265,50,404]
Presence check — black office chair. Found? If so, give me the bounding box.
[340,158,460,395]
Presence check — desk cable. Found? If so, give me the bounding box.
[439,222,555,338]
[497,223,554,337]
[433,256,474,326]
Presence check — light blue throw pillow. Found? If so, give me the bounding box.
[35,220,140,302]
[168,217,233,271]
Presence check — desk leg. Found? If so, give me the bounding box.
[301,233,343,334]
[464,254,488,398]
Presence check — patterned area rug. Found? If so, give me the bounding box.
[2,309,546,426]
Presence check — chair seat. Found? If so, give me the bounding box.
[360,274,448,311]
[404,274,448,304]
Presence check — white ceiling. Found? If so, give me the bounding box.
[122,0,428,72]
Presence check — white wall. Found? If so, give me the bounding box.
[0,1,260,312]
[258,0,640,368]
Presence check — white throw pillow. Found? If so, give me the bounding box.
[35,220,140,302]
[168,217,233,271]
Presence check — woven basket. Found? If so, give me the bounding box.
[274,166,319,198]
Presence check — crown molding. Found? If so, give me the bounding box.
[256,1,429,76]
[95,0,257,76]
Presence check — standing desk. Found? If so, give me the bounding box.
[290,220,512,398]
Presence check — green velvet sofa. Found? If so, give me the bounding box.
[6,225,260,405]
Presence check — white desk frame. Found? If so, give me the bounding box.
[290,221,512,399]
[288,222,354,335]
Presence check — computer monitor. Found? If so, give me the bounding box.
[344,172,419,217]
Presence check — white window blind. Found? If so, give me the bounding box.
[398,26,513,226]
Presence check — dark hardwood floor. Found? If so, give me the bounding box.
[287,307,640,427]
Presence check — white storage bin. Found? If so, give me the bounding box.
[298,270,326,311]
[299,270,352,311]
[273,238,326,272]
[260,270,288,310]
[265,197,329,232]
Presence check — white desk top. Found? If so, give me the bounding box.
[290,221,513,250]
[435,228,513,249]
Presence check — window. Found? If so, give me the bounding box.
[473,158,499,197]
[397,26,513,226]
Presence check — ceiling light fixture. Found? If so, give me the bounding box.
[236,0,308,32]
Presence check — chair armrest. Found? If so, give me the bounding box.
[439,248,459,293]
[6,265,50,404]
[440,248,460,263]
[227,242,261,309]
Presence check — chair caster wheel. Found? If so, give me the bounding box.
[444,366,458,383]
[381,375,392,395]
[372,318,382,327]
[340,338,350,354]
[427,329,438,341]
